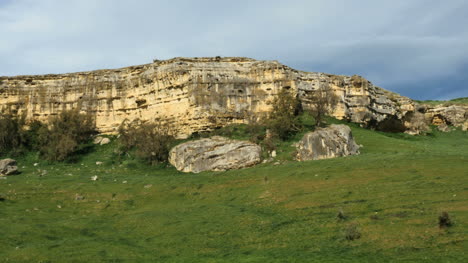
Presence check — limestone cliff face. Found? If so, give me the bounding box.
[0,57,415,137]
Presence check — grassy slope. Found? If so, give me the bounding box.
[1,121,467,262]
[416,97,468,106]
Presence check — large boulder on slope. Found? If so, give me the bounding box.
[169,136,261,173]
[296,124,360,161]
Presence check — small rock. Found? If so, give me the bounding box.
[34,163,39,167]
[93,136,104,144]
[96,161,103,165]
[123,181,127,184]
[271,150,277,158]
[75,194,84,201]
[100,138,111,145]
[57,205,62,209]
[91,176,98,181]
[144,184,152,189]
[273,161,280,165]
[437,123,451,132]
[0,159,18,176]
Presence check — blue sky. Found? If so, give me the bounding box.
[1,0,467,100]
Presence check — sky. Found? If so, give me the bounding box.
[1,0,467,100]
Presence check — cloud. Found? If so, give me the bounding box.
[1,0,467,99]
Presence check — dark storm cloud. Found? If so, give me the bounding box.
[0,0,467,99]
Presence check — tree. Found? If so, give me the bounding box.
[306,84,339,127]
[266,88,303,140]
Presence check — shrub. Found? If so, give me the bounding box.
[438,212,452,229]
[344,223,361,240]
[337,209,347,221]
[267,88,302,140]
[0,113,25,155]
[118,119,175,165]
[38,110,96,161]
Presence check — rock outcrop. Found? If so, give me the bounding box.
[296,125,360,161]
[425,105,468,128]
[0,158,18,176]
[0,57,415,138]
[169,136,261,173]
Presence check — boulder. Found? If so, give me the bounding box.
[0,158,18,176]
[169,136,261,173]
[93,136,110,145]
[296,125,360,161]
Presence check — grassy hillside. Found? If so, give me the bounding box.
[1,120,467,262]
[416,97,468,106]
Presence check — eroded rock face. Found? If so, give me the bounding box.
[169,136,261,173]
[296,125,360,161]
[425,105,468,128]
[0,57,415,138]
[0,158,18,176]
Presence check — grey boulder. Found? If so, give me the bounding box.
[0,158,18,176]
[169,136,261,173]
[296,124,360,161]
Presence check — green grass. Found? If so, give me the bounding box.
[416,97,468,106]
[1,120,467,262]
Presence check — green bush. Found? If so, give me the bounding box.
[0,113,25,155]
[266,89,303,140]
[118,119,175,165]
[38,110,96,161]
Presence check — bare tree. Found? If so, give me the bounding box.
[306,84,339,127]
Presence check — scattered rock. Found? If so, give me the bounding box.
[0,159,18,176]
[33,163,38,167]
[96,161,103,165]
[144,184,152,189]
[169,136,262,173]
[296,124,360,161]
[91,176,98,181]
[75,194,84,201]
[271,150,277,158]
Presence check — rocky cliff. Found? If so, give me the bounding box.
[0,57,415,137]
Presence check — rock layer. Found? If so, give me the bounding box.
[0,57,415,137]
[169,136,261,173]
[296,125,360,161]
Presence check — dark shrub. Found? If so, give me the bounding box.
[344,223,361,240]
[0,113,25,155]
[38,110,96,161]
[439,212,452,229]
[118,119,175,165]
[337,209,347,221]
[267,88,302,140]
